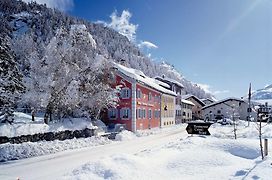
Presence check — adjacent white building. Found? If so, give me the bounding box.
[202,97,257,121]
[181,99,194,122]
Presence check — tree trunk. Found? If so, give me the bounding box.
[44,106,52,124]
[44,112,49,124]
[259,119,264,159]
[49,111,52,122]
[31,109,35,122]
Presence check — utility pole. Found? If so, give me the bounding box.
[247,83,252,126]
[232,104,237,140]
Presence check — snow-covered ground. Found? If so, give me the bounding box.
[62,137,271,180]
[0,121,272,180]
[0,112,96,137]
[61,121,272,180]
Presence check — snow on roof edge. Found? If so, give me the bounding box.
[181,99,195,106]
[182,94,205,106]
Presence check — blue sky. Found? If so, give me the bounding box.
[30,0,272,99]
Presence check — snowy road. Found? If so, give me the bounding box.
[0,127,186,180]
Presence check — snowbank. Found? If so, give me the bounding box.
[115,124,187,141]
[136,124,187,137]
[210,121,272,139]
[115,130,137,141]
[0,112,96,137]
[0,136,110,162]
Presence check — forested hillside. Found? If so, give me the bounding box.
[0,0,212,122]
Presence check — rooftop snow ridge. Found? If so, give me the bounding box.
[154,75,184,88]
[154,79,171,89]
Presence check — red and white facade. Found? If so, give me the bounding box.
[104,63,175,132]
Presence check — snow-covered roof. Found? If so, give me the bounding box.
[202,97,246,110]
[181,99,195,106]
[154,79,171,89]
[113,62,176,96]
[201,98,216,103]
[182,94,205,106]
[154,76,184,88]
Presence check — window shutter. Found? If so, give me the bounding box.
[120,89,124,98]
[120,109,123,119]
[128,109,131,119]
[128,89,131,98]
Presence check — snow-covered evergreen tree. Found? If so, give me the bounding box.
[0,32,24,123]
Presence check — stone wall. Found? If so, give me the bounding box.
[0,128,95,144]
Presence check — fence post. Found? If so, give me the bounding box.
[264,138,268,157]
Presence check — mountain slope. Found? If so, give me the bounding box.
[0,0,212,100]
[252,84,272,100]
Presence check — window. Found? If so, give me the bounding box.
[121,108,130,119]
[136,89,142,99]
[143,109,146,119]
[217,110,221,114]
[148,109,152,119]
[183,112,186,116]
[137,109,146,119]
[154,110,160,119]
[121,88,130,99]
[108,108,117,119]
[137,109,141,119]
[148,92,152,101]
